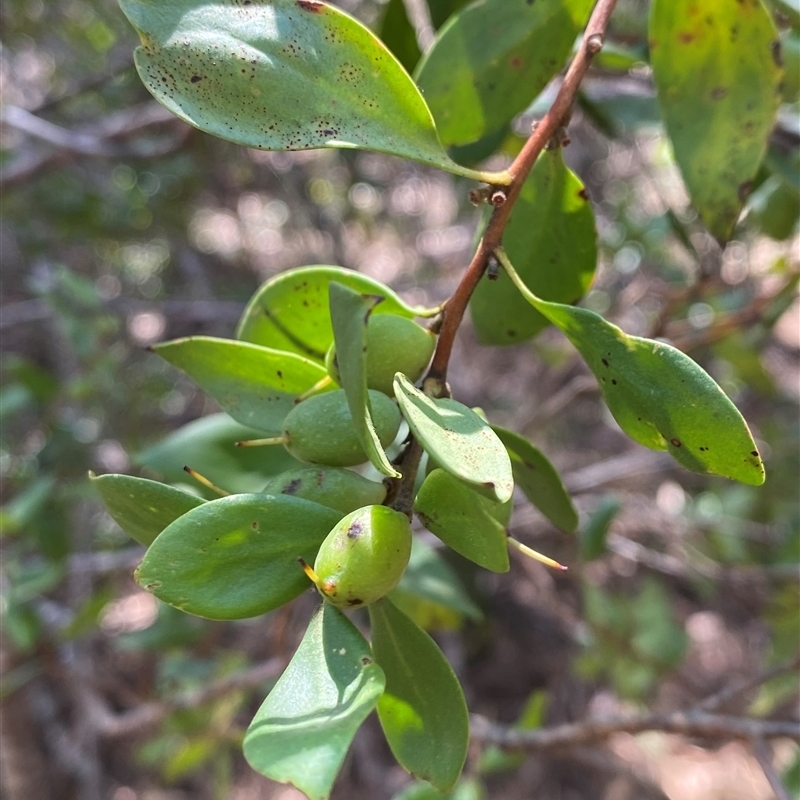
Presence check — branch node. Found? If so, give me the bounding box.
[490,189,507,207]
[586,33,604,54]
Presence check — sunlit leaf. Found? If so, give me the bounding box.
[118,0,498,180]
[394,374,513,502]
[416,0,594,146]
[244,604,385,800]
[414,469,509,573]
[135,494,341,619]
[236,266,425,360]
[152,336,327,433]
[501,255,765,485]
[650,0,782,243]
[90,472,204,546]
[329,282,400,477]
[491,427,578,532]
[470,150,597,345]
[369,598,469,792]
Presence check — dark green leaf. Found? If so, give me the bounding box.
[90,472,204,547]
[237,266,425,360]
[118,0,498,180]
[414,469,509,573]
[501,257,765,485]
[470,150,597,345]
[394,374,513,502]
[416,0,594,146]
[491,427,578,533]
[650,0,782,243]
[152,337,327,433]
[329,282,399,477]
[391,537,483,624]
[244,604,385,800]
[579,495,620,561]
[135,494,341,619]
[136,413,300,496]
[369,598,469,792]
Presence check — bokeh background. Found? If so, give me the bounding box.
[1,0,798,798]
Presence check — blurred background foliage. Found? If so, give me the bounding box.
[1,0,798,798]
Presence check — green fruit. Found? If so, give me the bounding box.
[312,505,412,608]
[262,467,387,515]
[326,315,436,396]
[282,389,401,467]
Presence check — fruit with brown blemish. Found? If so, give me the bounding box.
[325,314,436,397]
[303,505,412,608]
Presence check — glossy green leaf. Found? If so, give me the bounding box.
[152,336,327,433]
[416,0,594,146]
[391,537,483,625]
[135,494,341,619]
[118,0,496,181]
[369,598,469,792]
[329,282,399,477]
[501,256,766,485]
[90,472,204,547]
[491,427,578,533]
[237,266,425,360]
[244,604,385,800]
[136,413,300,496]
[470,150,597,345]
[394,374,513,502]
[650,0,782,243]
[413,469,509,573]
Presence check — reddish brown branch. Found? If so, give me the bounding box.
[426,0,619,391]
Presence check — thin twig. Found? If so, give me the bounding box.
[87,657,286,739]
[753,738,793,800]
[699,654,800,713]
[401,0,436,53]
[470,710,800,751]
[426,0,619,391]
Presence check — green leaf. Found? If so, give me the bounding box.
[394,374,513,503]
[136,413,300,496]
[152,337,327,433]
[650,0,783,243]
[244,604,385,800]
[369,598,469,792]
[579,495,620,561]
[470,150,597,345]
[392,777,486,800]
[415,0,594,146]
[135,494,341,619]
[90,472,204,547]
[391,537,483,624]
[237,266,425,360]
[118,0,499,181]
[413,469,509,573]
[329,282,400,477]
[500,255,765,485]
[491,427,578,533]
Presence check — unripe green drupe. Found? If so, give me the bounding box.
[311,505,412,607]
[262,467,387,515]
[283,389,400,467]
[326,314,436,397]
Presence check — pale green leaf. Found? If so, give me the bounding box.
[329,281,400,477]
[244,604,385,800]
[501,255,765,485]
[650,0,782,243]
[152,337,327,434]
[118,0,500,180]
[394,374,513,502]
